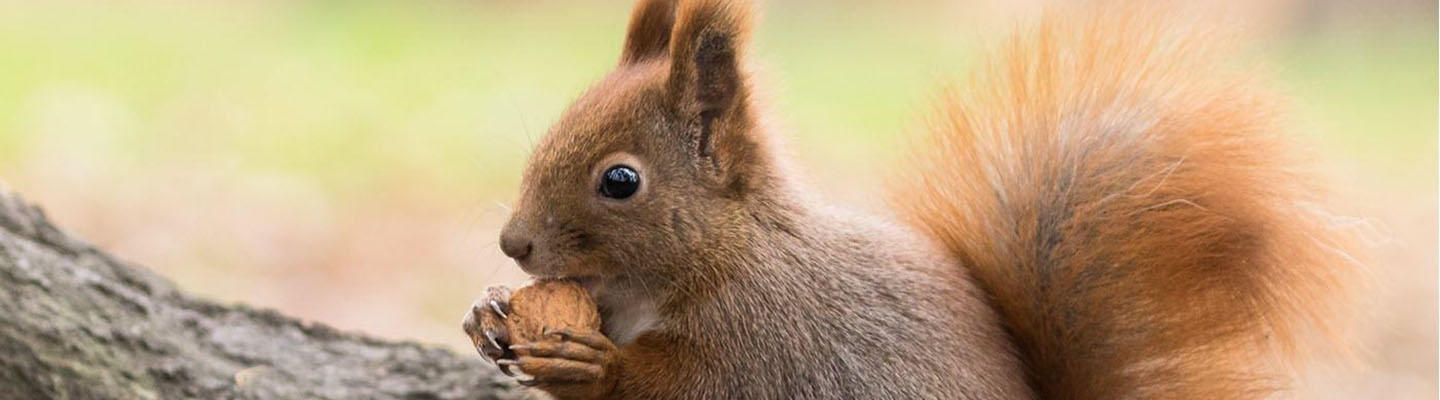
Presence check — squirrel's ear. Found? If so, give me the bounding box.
[620,0,678,64]
[667,0,755,169]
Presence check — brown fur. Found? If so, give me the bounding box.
[473,1,1357,399]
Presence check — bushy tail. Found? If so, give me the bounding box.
[890,7,1359,399]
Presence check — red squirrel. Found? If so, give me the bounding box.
[461,1,1358,398]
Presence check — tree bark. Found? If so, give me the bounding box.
[0,187,523,399]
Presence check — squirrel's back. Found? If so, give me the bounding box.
[891,7,1359,399]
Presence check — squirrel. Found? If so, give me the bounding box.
[461,0,1359,398]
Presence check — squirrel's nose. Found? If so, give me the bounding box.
[499,231,533,261]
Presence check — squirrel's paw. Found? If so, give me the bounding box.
[462,285,516,373]
[506,329,618,398]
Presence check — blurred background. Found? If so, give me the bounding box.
[0,0,1433,397]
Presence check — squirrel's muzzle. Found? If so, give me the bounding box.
[499,224,534,262]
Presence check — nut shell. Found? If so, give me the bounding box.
[505,279,601,344]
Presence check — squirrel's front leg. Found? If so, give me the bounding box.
[506,329,621,399]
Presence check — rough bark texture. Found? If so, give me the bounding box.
[0,187,524,399]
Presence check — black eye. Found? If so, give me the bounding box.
[599,165,640,199]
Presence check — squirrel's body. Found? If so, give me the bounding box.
[598,201,1027,398]
[462,1,1357,399]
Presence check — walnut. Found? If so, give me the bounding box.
[505,279,601,344]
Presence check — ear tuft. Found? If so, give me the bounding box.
[665,0,762,189]
[620,0,679,64]
[668,0,754,113]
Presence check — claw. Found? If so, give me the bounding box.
[496,359,520,377]
[484,331,503,350]
[545,329,572,341]
[489,299,509,319]
[517,378,539,387]
[483,331,505,359]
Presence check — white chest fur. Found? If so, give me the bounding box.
[595,291,658,346]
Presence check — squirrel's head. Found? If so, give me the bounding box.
[499,0,782,285]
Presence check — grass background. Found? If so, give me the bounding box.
[0,0,1434,397]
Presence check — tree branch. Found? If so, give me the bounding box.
[0,186,522,399]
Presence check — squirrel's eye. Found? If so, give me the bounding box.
[599,165,640,199]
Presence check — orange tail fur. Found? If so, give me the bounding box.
[891,7,1359,399]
